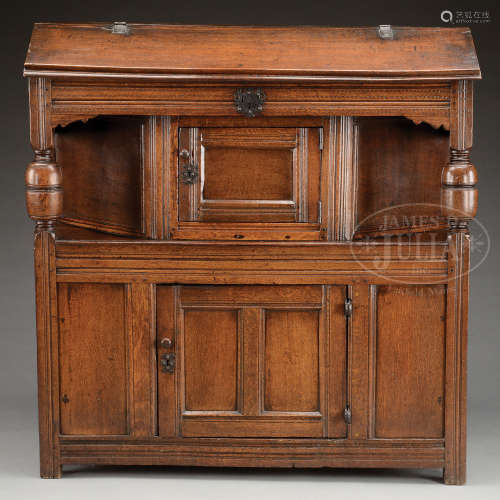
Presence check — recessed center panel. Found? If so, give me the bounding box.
[203,147,293,201]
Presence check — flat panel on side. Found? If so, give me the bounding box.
[55,117,145,236]
[374,285,446,438]
[355,117,449,237]
[57,283,128,435]
[264,310,320,412]
[183,309,240,412]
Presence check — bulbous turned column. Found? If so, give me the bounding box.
[441,149,478,230]
[25,149,62,234]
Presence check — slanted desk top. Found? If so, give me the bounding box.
[25,23,480,80]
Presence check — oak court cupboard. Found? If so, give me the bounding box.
[23,23,480,484]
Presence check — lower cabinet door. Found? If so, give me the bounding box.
[371,285,446,439]
[57,283,129,436]
[157,285,347,438]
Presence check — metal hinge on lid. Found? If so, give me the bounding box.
[377,25,394,40]
[111,21,131,35]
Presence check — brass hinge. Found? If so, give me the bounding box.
[344,298,353,317]
[319,128,324,151]
[344,405,352,424]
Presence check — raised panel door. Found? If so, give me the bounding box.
[156,285,347,438]
[372,285,446,438]
[57,283,128,436]
[172,123,322,240]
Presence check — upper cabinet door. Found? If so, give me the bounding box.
[157,285,347,438]
[171,123,322,241]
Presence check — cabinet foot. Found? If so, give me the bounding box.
[40,464,62,479]
[443,467,466,485]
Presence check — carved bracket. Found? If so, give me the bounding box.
[52,114,101,129]
[234,88,266,117]
[405,114,450,131]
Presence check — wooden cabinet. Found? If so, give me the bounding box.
[24,24,480,484]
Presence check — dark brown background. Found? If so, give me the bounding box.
[1,0,498,492]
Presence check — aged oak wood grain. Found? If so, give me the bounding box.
[25,25,480,80]
[57,283,128,436]
[373,285,446,439]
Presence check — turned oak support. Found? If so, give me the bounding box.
[441,149,477,230]
[442,81,478,230]
[442,81,474,484]
[27,77,62,478]
[26,149,62,234]
[26,77,62,234]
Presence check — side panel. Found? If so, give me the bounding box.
[54,117,151,236]
[373,285,446,438]
[57,283,128,435]
[355,117,449,237]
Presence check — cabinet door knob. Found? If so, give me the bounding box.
[160,337,173,349]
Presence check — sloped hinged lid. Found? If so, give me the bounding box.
[24,23,481,81]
